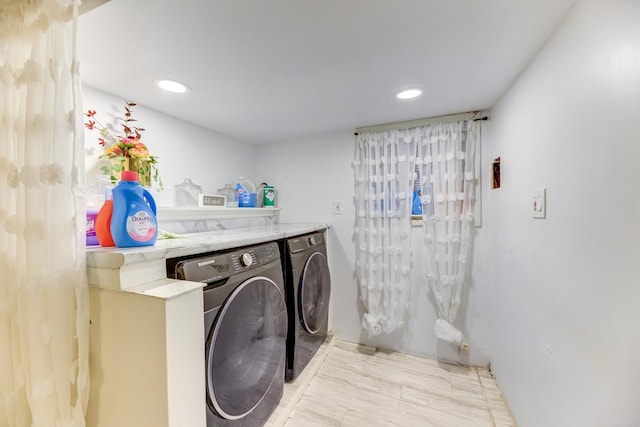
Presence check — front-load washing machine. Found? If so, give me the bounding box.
[281,231,331,381]
[167,241,286,427]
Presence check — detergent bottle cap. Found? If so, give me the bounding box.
[121,171,138,182]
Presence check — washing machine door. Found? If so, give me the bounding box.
[299,251,331,334]
[206,276,286,420]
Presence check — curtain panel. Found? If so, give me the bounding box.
[354,120,479,342]
[354,130,416,336]
[417,120,478,345]
[0,1,89,426]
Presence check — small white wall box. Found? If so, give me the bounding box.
[492,157,501,189]
[198,194,226,208]
[532,188,546,219]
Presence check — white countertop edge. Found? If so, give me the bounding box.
[125,278,205,299]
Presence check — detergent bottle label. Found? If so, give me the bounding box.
[86,209,99,245]
[86,212,97,237]
[126,211,156,242]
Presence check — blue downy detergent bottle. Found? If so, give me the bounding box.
[110,171,158,247]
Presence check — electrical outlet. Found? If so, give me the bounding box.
[332,200,343,215]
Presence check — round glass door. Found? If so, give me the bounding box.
[206,276,286,420]
[299,252,331,334]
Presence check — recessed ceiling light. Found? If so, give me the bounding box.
[156,79,189,93]
[395,88,422,100]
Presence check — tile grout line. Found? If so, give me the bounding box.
[475,367,497,427]
[337,393,356,427]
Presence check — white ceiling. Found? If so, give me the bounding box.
[78,0,577,144]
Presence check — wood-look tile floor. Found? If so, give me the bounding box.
[267,337,516,427]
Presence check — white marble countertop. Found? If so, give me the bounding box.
[86,223,329,296]
[86,223,329,268]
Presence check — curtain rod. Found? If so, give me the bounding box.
[355,111,488,135]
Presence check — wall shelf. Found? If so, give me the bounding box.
[156,207,281,222]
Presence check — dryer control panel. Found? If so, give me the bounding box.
[287,232,325,254]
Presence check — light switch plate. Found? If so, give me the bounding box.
[332,200,343,215]
[532,188,546,219]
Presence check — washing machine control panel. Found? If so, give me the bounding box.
[167,242,280,283]
[231,243,279,272]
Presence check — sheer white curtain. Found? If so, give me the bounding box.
[354,131,416,336]
[417,120,478,345]
[354,120,479,341]
[0,1,89,426]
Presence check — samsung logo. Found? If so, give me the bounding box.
[197,259,216,267]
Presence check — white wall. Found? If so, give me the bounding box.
[254,132,493,367]
[80,1,640,423]
[82,85,257,207]
[487,1,640,426]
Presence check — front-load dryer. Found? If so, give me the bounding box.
[167,241,286,427]
[281,231,331,381]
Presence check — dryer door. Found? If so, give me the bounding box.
[206,276,286,420]
[299,251,331,334]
